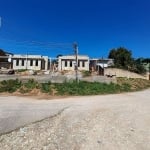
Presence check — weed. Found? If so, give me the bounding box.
[82,71,91,77]
[0,79,22,93]
[40,82,52,93]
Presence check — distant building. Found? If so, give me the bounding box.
[12,54,49,70]
[90,58,114,75]
[0,52,13,69]
[58,55,89,71]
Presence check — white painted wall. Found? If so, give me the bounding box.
[12,55,49,71]
[58,55,89,71]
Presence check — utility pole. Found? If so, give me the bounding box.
[26,51,28,70]
[148,58,150,80]
[73,42,79,83]
[102,56,104,76]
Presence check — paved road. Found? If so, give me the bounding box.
[0,96,72,134]
[0,89,150,149]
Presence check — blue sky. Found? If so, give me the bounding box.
[0,0,150,58]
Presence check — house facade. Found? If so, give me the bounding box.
[1,52,114,74]
[90,58,114,75]
[12,55,49,70]
[0,52,13,69]
[58,55,89,71]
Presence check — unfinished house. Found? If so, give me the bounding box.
[90,58,114,75]
[0,52,13,69]
[58,55,89,71]
[12,54,49,71]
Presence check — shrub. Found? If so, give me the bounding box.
[82,71,91,77]
[24,79,38,90]
[19,79,39,93]
[121,83,131,92]
[0,79,22,93]
[17,69,27,72]
[40,82,52,93]
[54,81,123,95]
[0,77,149,95]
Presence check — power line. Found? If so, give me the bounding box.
[0,19,72,49]
[0,37,74,55]
[0,18,76,57]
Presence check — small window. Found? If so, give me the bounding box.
[78,61,80,67]
[82,61,85,67]
[65,61,67,67]
[16,60,19,66]
[70,61,72,67]
[30,60,33,66]
[35,60,38,66]
[22,60,24,66]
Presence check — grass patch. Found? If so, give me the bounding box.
[19,79,39,93]
[0,78,150,96]
[0,79,22,93]
[117,77,150,91]
[54,81,129,95]
[40,82,53,94]
[82,71,91,77]
[17,69,27,72]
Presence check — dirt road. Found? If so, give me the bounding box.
[0,89,150,150]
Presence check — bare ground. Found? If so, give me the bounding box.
[0,89,150,150]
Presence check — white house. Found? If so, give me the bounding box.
[12,54,49,71]
[58,55,89,71]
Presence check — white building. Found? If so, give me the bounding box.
[12,54,49,71]
[58,55,89,71]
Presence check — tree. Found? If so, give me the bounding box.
[108,47,146,74]
[108,47,133,70]
[134,58,146,74]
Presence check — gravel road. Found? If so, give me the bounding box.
[0,89,150,150]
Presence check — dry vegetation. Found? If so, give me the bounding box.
[117,77,150,91]
[0,78,150,97]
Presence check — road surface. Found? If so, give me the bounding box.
[0,89,150,149]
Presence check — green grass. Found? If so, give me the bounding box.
[19,79,39,93]
[40,82,52,93]
[54,81,129,95]
[17,69,27,72]
[0,78,150,95]
[0,79,22,93]
[82,71,91,77]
